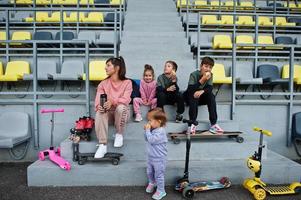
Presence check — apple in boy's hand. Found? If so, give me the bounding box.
[205,72,211,79]
[144,123,151,130]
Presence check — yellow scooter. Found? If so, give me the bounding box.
[243,127,301,200]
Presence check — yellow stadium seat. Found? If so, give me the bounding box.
[0,61,30,82]
[37,0,50,5]
[213,35,232,49]
[80,0,94,4]
[221,15,234,25]
[201,15,220,25]
[258,16,273,26]
[64,12,85,22]
[82,61,107,81]
[82,12,104,23]
[110,0,124,5]
[258,35,275,49]
[236,35,254,49]
[282,64,301,83]
[46,12,62,22]
[11,31,31,46]
[177,0,191,8]
[240,1,253,9]
[224,1,237,9]
[0,32,7,45]
[194,0,207,8]
[212,64,232,84]
[275,17,296,26]
[210,1,222,9]
[64,0,77,4]
[0,62,3,76]
[53,0,65,4]
[25,12,49,22]
[236,16,255,26]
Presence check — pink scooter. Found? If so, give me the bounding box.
[38,108,71,171]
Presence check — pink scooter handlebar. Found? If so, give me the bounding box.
[41,109,64,114]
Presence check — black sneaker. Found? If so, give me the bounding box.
[175,114,183,123]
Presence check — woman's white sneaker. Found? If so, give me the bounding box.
[94,144,107,158]
[114,134,123,147]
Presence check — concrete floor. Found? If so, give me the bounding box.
[0,162,301,200]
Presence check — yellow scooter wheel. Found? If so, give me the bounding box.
[254,188,266,200]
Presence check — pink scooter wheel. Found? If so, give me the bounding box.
[39,152,45,161]
[65,163,71,171]
[56,147,61,156]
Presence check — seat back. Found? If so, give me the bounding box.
[221,15,234,24]
[55,31,75,40]
[77,31,96,44]
[0,61,3,75]
[12,31,31,41]
[236,65,253,79]
[37,60,57,78]
[275,36,294,45]
[61,60,84,77]
[258,16,271,25]
[258,35,274,45]
[88,60,107,80]
[257,64,280,80]
[202,15,218,24]
[33,31,53,40]
[0,112,30,137]
[0,31,6,40]
[213,34,232,49]
[36,12,49,22]
[282,64,301,79]
[212,63,227,79]
[237,16,254,24]
[236,35,253,44]
[5,61,30,76]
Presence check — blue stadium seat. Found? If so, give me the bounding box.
[275,36,295,45]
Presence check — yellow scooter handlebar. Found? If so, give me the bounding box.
[253,127,272,137]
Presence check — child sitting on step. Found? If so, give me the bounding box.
[133,64,157,122]
[144,108,168,200]
[156,60,185,122]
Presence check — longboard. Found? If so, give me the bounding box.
[72,143,123,165]
[169,130,244,144]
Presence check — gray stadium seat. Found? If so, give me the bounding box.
[53,60,84,80]
[95,31,116,46]
[34,31,53,40]
[23,60,57,80]
[288,17,301,25]
[55,31,75,40]
[104,13,120,23]
[275,36,295,45]
[0,112,31,149]
[257,64,289,85]
[94,0,110,3]
[267,2,283,7]
[75,31,96,45]
[236,66,263,85]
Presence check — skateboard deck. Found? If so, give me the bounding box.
[169,130,244,144]
[72,143,123,165]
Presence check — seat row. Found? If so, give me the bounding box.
[25,12,105,23]
[177,0,301,9]
[212,34,293,49]
[202,15,296,27]
[0,60,108,82]
[205,63,301,87]
[10,0,123,5]
[0,31,115,46]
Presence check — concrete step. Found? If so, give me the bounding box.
[27,150,301,186]
[60,138,265,161]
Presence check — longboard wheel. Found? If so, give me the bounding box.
[294,186,301,194]
[78,158,85,165]
[38,152,45,161]
[173,138,181,144]
[219,177,231,187]
[236,136,244,143]
[182,186,194,199]
[112,158,119,165]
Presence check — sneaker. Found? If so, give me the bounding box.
[209,124,224,134]
[114,133,123,147]
[134,113,143,122]
[175,114,183,123]
[146,182,156,193]
[152,191,167,200]
[94,144,107,158]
